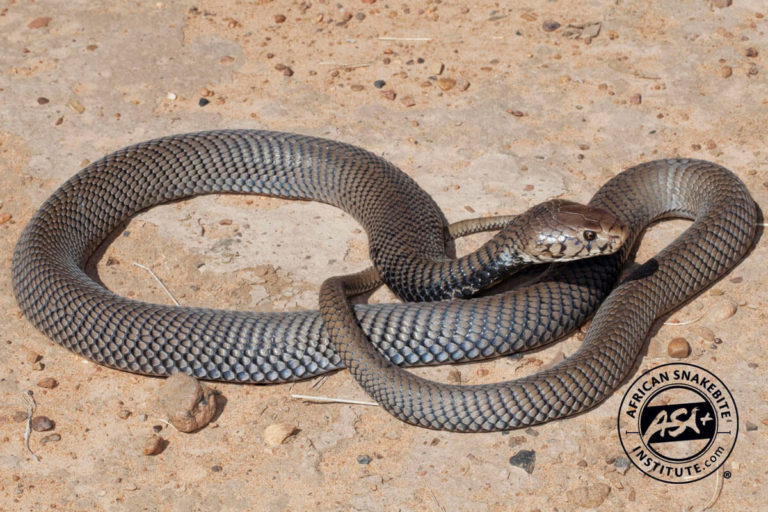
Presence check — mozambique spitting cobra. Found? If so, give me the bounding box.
[11,130,757,432]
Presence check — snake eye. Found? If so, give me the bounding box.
[583,230,597,241]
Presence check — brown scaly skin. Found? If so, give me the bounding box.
[11,131,757,431]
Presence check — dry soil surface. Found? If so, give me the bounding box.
[1,1,767,511]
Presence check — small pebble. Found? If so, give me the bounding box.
[24,349,41,364]
[139,414,148,422]
[31,416,54,432]
[745,47,759,58]
[32,361,44,371]
[0,213,11,225]
[211,465,223,472]
[401,96,416,107]
[219,218,232,225]
[274,14,286,23]
[687,326,715,342]
[355,13,366,21]
[431,62,444,75]
[357,454,373,465]
[28,17,51,29]
[380,90,396,100]
[668,337,691,359]
[66,98,85,114]
[37,97,50,105]
[37,377,58,389]
[282,67,294,77]
[350,84,364,91]
[509,449,536,474]
[158,373,218,433]
[713,0,732,7]
[152,424,163,433]
[720,66,733,78]
[745,421,757,431]
[542,20,561,32]
[711,301,737,321]
[566,483,611,508]
[447,369,461,384]
[198,98,210,107]
[615,457,630,475]
[263,423,298,446]
[117,409,131,420]
[747,64,759,76]
[437,77,456,91]
[506,109,525,117]
[454,77,470,91]
[714,337,724,345]
[142,434,164,456]
[577,460,588,467]
[166,92,177,100]
[373,79,386,88]
[40,433,61,444]
[629,93,642,105]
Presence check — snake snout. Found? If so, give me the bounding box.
[522,200,629,262]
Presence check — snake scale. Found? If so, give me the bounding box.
[11,130,757,432]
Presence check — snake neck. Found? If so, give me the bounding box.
[382,228,535,302]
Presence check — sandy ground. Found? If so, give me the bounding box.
[1,0,767,510]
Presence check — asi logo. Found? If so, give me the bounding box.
[618,363,738,484]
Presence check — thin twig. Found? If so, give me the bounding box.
[701,466,724,510]
[319,62,372,69]
[23,391,40,462]
[431,489,447,512]
[291,394,379,406]
[132,263,180,306]
[150,416,178,432]
[378,36,432,41]
[311,375,329,389]
[664,312,706,326]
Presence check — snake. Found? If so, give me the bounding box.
[11,130,757,432]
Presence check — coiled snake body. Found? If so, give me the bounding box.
[11,130,757,432]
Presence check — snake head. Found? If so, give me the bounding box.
[522,199,629,262]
